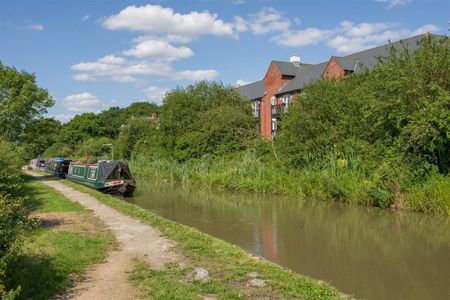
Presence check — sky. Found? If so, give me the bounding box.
[1,0,448,122]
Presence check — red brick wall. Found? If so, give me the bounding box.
[261,62,292,139]
[323,57,345,79]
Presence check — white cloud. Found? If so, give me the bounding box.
[272,27,332,47]
[143,86,169,103]
[72,73,94,81]
[235,79,250,86]
[327,21,440,54]
[123,39,194,60]
[82,14,90,21]
[244,7,291,35]
[232,0,246,4]
[111,75,137,82]
[63,92,102,112]
[103,4,235,37]
[25,24,44,31]
[98,54,125,64]
[51,114,74,123]
[412,24,440,36]
[174,69,219,81]
[374,0,413,9]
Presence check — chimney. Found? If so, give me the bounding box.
[290,53,300,66]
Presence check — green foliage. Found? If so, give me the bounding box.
[19,118,62,160]
[74,137,114,159]
[275,36,450,210]
[43,142,74,159]
[173,105,256,161]
[114,117,159,160]
[0,63,54,142]
[160,81,256,160]
[0,140,31,298]
[404,173,450,214]
[60,113,102,146]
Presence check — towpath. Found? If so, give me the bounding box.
[28,172,182,300]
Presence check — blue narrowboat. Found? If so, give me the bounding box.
[45,157,72,178]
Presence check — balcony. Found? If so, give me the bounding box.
[271,103,287,116]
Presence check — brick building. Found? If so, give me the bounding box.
[236,34,433,139]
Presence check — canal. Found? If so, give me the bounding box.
[131,180,450,300]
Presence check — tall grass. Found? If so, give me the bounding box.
[130,151,449,215]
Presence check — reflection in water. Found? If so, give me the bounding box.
[131,180,450,300]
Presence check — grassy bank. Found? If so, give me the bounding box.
[6,175,114,299]
[129,153,450,215]
[61,179,348,299]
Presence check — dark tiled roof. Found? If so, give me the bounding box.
[240,33,440,98]
[334,57,359,71]
[277,62,328,95]
[273,61,301,76]
[345,34,429,71]
[235,80,265,100]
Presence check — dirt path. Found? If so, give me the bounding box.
[28,172,181,300]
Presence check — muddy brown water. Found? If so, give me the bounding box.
[130,181,450,300]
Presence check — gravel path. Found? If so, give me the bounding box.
[29,172,181,300]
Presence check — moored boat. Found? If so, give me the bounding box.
[66,160,136,196]
[45,157,72,178]
[29,157,46,170]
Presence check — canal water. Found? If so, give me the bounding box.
[131,180,450,300]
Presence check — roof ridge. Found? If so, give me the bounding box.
[343,33,431,58]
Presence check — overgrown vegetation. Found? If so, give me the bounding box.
[0,140,31,299]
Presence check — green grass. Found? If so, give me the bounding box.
[131,262,245,300]
[23,174,85,212]
[62,179,348,299]
[6,174,114,300]
[129,153,449,215]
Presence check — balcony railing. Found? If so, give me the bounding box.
[271,103,288,115]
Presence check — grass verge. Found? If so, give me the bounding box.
[7,175,114,300]
[61,179,348,299]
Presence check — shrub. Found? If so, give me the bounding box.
[0,139,30,298]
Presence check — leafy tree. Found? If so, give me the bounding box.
[0,63,54,142]
[60,113,101,146]
[97,107,126,138]
[19,118,61,159]
[277,35,450,177]
[174,105,257,161]
[159,81,255,159]
[115,117,157,160]
[0,140,30,298]
[74,137,115,159]
[125,102,159,118]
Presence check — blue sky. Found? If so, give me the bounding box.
[1,0,448,122]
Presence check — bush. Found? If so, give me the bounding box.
[0,140,30,298]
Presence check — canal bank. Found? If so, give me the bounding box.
[129,179,450,300]
[31,172,346,299]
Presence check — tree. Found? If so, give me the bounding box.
[159,81,255,159]
[20,118,61,159]
[60,113,101,146]
[0,63,54,142]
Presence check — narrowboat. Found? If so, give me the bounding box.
[29,157,46,170]
[66,160,136,196]
[45,157,72,178]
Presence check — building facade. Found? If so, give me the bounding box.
[236,34,433,139]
